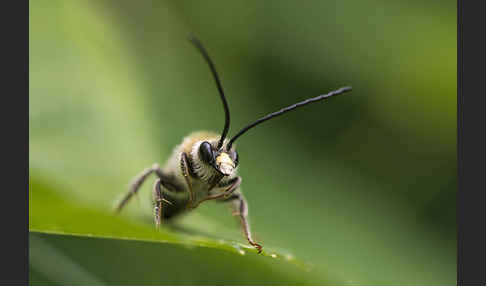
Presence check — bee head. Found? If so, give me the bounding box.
[198,141,238,176]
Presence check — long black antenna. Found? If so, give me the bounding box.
[188,35,231,150]
[226,86,352,150]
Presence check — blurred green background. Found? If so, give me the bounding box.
[29,0,456,285]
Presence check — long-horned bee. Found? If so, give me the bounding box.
[115,35,352,253]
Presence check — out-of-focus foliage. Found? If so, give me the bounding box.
[29,0,456,285]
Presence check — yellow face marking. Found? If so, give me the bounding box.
[216,153,234,167]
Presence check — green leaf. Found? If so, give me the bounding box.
[29,178,333,286]
[29,178,293,259]
[30,232,324,286]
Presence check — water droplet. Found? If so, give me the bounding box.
[270,253,277,258]
[231,243,246,255]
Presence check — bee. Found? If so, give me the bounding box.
[115,35,352,253]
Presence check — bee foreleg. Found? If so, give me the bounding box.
[152,179,172,228]
[180,153,195,208]
[224,193,263,254]
[191,176,241,208]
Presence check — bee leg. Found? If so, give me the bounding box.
[152,179,173,228]
[180,153,195,208]
[225,193,263,254]
[115,163,167,213]
[191,176,241,209]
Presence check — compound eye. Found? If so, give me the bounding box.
[199,141,214,165]
[231,151,239,166]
